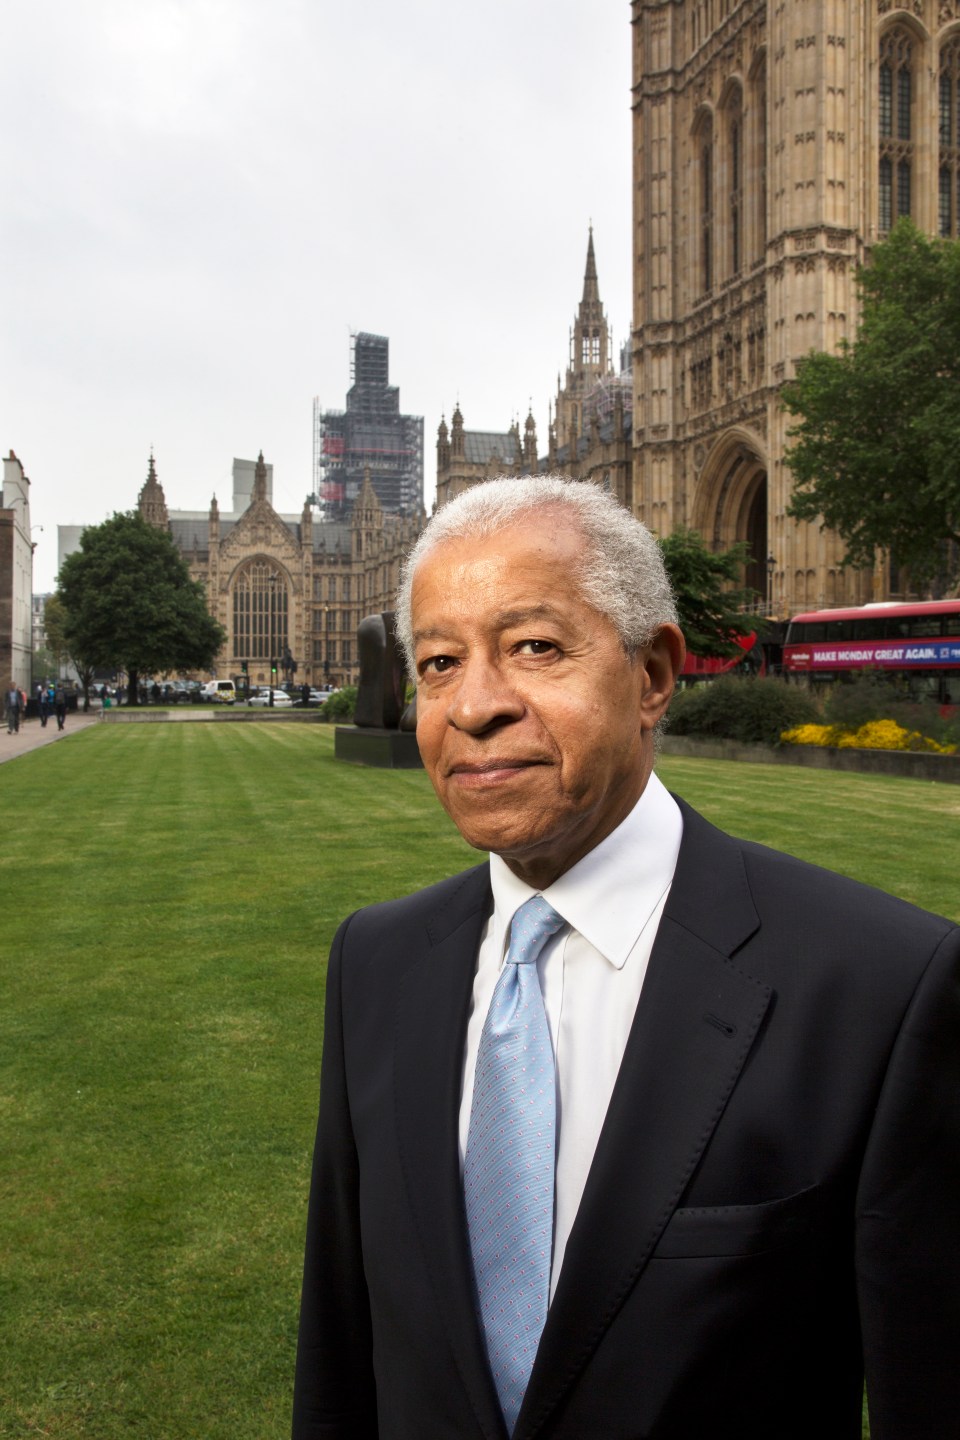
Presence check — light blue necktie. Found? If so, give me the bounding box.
[464,895,565,1435]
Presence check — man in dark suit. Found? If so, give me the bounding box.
[292,476,960,1440]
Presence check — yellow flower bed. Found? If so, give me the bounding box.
[781,720,957,754]
[780,723,841,747]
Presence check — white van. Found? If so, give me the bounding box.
[200,680,236,705]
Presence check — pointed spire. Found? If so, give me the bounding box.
[437,414,451,471]
[254,450,268,502]
[138,450,168,529]
[451,405,465,459]
[523,408,538,467]
[582,225,599,306]
[358,467,380,513]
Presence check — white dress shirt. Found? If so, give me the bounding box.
[458,771,684,1298]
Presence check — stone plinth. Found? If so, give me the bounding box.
[334,725,423,769]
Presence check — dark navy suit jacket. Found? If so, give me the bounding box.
[292,800,960,1439]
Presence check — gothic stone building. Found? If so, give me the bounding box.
[631,0,960,611]
[435,232,634,511]
[138,454,421,689]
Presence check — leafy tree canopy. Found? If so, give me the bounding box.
[783,220,960,588]
[44,591,98,709]
[41,592,71,670]
[658,528,759,658]
[57,513,225,700]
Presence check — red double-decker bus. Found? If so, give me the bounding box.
[783,600,960,706]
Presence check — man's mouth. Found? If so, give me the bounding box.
[446,758,545,782]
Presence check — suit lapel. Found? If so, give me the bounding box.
[518,804,772,1439]
[394,866,508,1440]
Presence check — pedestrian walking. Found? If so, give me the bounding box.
[38,684,51,728]
[5,683,23,734]
[54,683,67,731]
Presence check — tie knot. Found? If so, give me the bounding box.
[507,895,565,967]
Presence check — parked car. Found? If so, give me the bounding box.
[248,687,294,707]
[200,680,236,704]
[198,679,236,702]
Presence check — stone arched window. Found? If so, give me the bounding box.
[725,85,744,278]
[879,27,914,232]
[939,37,960,236]
[232,559,289,662]
[694,110,714,295]
[750,53,768,263]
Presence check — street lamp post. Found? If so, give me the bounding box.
[766,553,777,615]
[268,573,277,707]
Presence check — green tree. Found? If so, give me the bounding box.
[41,592,70,674]
[57,513,226,705]
[783,220,960,589]
[658,528,759,658]
[41,592,95,710]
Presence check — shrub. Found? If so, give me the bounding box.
[667,677,821,746]
[782,719,957,754]
[822,675,960,747]
[321,685,358,722]
[779,723,842,747]
[822,673,894,731]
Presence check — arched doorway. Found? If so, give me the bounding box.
[740,475,768,600]
[693,427,769,601]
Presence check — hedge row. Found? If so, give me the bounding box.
[667,677,820,746]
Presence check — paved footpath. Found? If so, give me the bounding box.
[0,712,102,766]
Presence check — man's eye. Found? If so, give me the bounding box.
[421,655,457,675]
[516,639,555,656]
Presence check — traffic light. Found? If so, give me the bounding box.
[270,658,277,678]
[241,660,248,675]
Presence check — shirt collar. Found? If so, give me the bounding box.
[488,771,684,970]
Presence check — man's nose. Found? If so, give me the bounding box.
[447,656,524,734]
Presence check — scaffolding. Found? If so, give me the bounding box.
[581,371,633,434]
[314,333,424,517]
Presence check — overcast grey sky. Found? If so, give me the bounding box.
[2,0,633,590]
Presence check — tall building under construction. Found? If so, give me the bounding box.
[313,333,424,518]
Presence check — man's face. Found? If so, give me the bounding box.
[411,513,682,889]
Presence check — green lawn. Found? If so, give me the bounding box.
[2,724,954,1437]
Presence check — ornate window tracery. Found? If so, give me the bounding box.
[752,56,768,263]
[727,88,743,278]
[695,112,714,295]
[232,559,289,661]
[878,28,914,232]
[939,38,960,236]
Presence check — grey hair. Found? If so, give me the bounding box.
[395,474,677,671]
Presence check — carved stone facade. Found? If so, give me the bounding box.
[434,409,534,510]
[138,454,421,688]
[632,0,960,612]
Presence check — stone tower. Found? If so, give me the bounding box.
[554,229,615,454]
[631,0,960,612]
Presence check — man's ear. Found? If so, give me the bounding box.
[638,623,685,731]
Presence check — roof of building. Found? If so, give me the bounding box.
[464,431,520,466]
[167,511,358,556]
